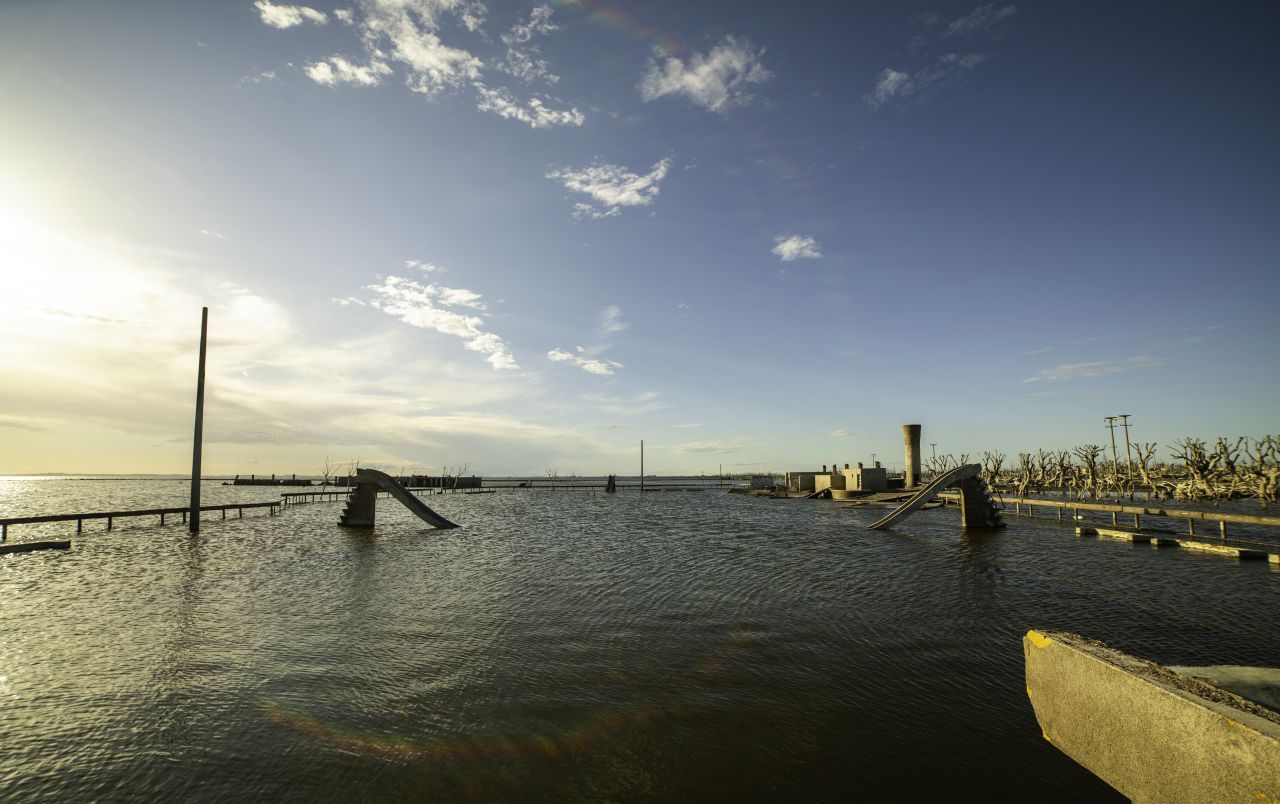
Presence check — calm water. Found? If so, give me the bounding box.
[1,478,1277,801]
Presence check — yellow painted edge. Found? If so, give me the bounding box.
[1026,630,1054,649]
[1226,718,1260,736]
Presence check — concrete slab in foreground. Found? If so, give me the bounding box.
[1024,630,1280,803]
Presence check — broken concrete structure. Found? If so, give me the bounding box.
[1024,630,1280,803]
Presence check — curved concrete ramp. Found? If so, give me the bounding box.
[865,464,981,530]
[339,468,459,529]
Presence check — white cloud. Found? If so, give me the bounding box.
[255,0,327,28]
[263,0,582,131]
[198,228,227,240]
[547,158,672,219]
[499,4,559,84]
[583,391,669,415]
[671,438,749,454]
[639,35,771,112]
[238,69,280,86]
[941,52,987,69]
[405,259,444,274]
[305,55,393,87]
[946,3,1017,36]
[672,423,703,429]
[830,429,850,438]
[547,347,622,376]
[863,53,986,109]
[597,305,629,337]
[366,274,517,370]
[475,84,584,128]
[772,234,822,261]
[1021,356,1164,383]
[864,68,915,108]
[359,0,484,96]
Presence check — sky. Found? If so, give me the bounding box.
[1,0,1277,476]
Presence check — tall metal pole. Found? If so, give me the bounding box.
[1118,414,1134,480]
[1104,416,1120,480]
[640,440,644,495]
[190,307,208,534]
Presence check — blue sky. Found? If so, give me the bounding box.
[1,0,1276,475]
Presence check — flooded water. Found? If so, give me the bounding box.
[1,478,1277,801]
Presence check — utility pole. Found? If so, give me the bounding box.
[1104,416,1121,480]
[640,440,644,495]
[189,307,208,534]
[1118,414,1134,481]
[930,443,937,459]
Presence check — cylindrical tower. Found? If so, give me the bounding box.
[903,424,922,488]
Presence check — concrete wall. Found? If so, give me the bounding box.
[1024,629,1280,803]
[784,472,818,492]
[843,467,887,491]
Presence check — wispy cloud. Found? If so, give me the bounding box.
[1022,356,1164,383]
[547,347,622,376]
[238,69,280,86]
[671,437,750,454]
[305,56,392,87]
[267,0,584,132]
[639,35,771,113]
[672,423,703,429]
[255,0,327,29]
[946,3,1017,36]
[864,4,1012,110]
[772,234,822,261]
[597,305,629,337]
[198,228,227,240]
[863,54,986,109]
[405,259,444,274]
[583,391,670,415]
[474,84,584,128]
[498,4,559,84]
[546,305,629,375]
[365,273,517,370]
[547,158,672,219]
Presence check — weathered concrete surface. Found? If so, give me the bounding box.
[1024,630,1280,803]
[903,424,921,488]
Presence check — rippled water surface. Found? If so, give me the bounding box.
[2,479,1277,801]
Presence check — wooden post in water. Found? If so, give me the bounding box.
[189,307,208,534]
[640,440,645,494]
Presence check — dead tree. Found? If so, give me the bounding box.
[1243,435,1280,509]
[981,451,1006,491]
[1072,445,1103,500]
[1016,453,1033,497]
[1132,442,1158,500]
[1170,438,1216,502]
[1053,450,1073,497]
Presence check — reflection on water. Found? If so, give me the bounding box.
[1,480,1277,801]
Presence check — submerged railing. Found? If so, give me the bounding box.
[938,492,1280,540]
[0,501,280,541]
